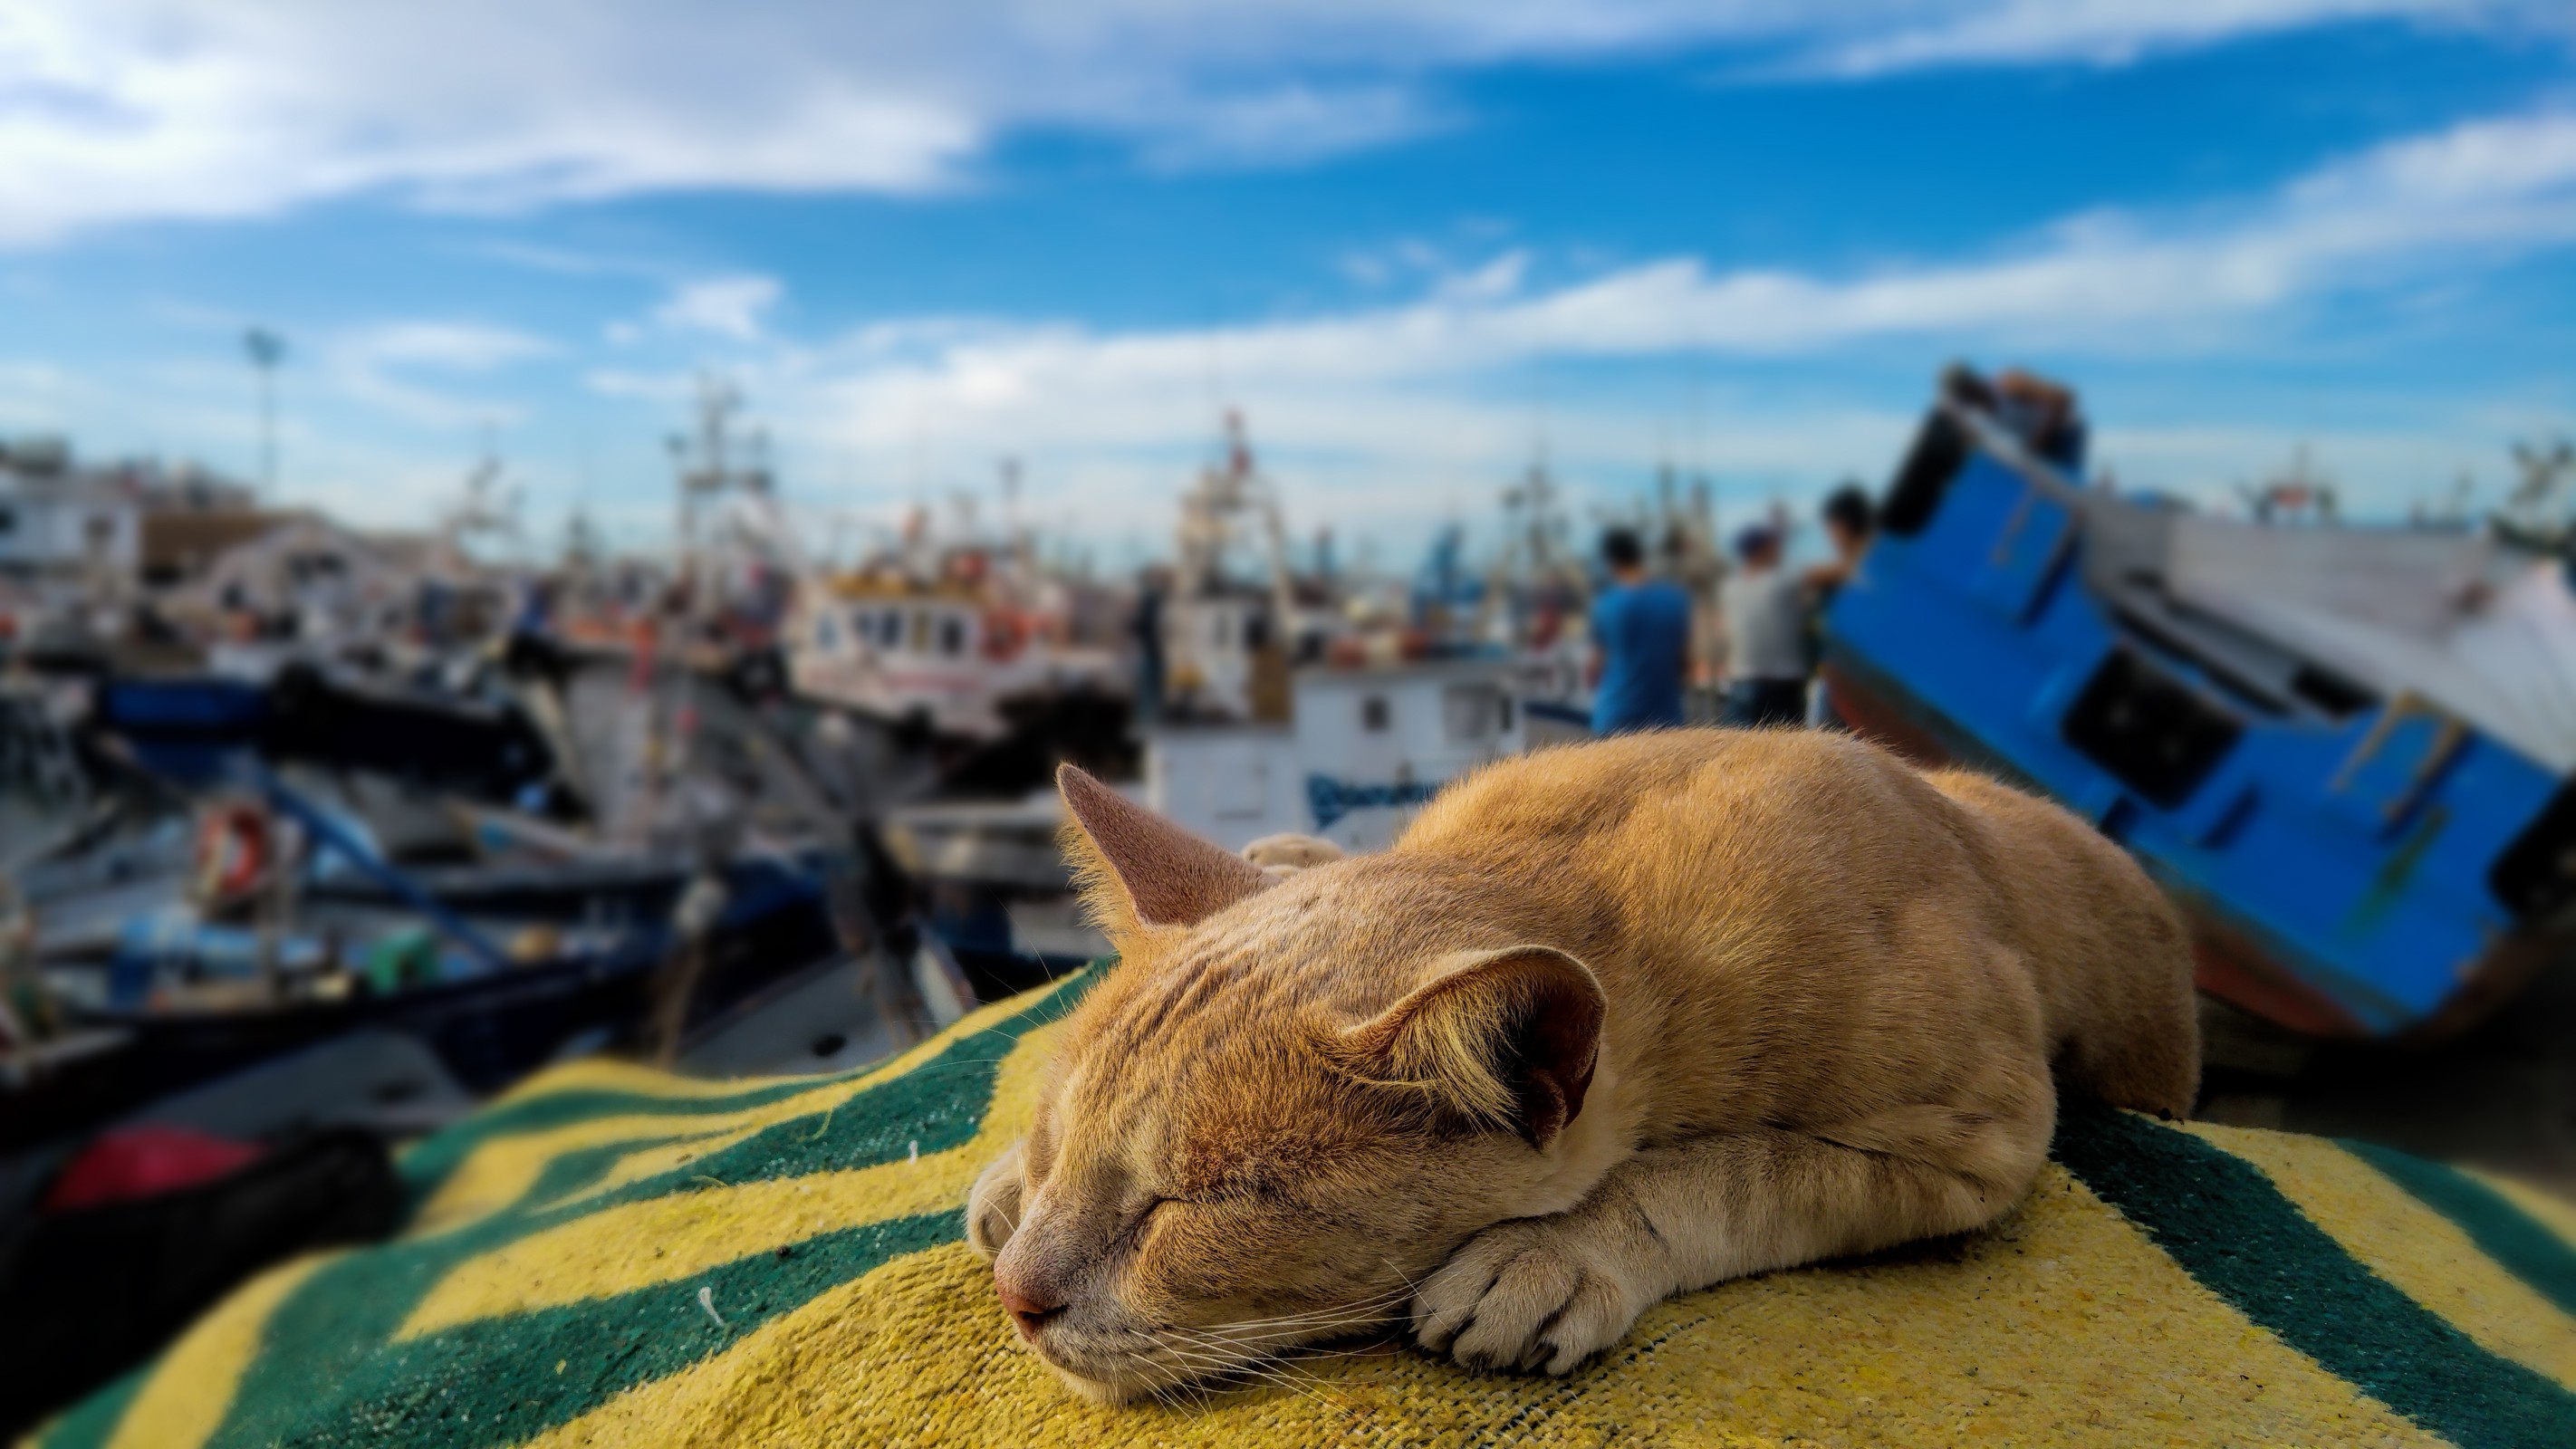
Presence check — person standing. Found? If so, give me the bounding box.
[1803,485,1875,600]
[1720,525,1808,727]
[1589,528,1690,735]
[1802,486,1876,729]
[1132,566,1168,726]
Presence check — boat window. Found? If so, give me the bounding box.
[910,609,932,653]
[2290,665,2377,720]
[879,611,902,648]
[817,614,840,649]
[1360,696,1389,732]
[1442,684,1502,743]
[2494,781,2576,923]
[2060,648,2242,809]
[938,616,966,657]
[1245,614,1271,650]
[0,507,14,534]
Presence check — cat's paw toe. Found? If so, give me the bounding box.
[1413,1221,1638,1376]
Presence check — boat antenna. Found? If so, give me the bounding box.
[243,326,286,498]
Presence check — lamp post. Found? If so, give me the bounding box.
[244,328,285,496]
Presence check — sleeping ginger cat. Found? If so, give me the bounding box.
[968,729,2198,1403]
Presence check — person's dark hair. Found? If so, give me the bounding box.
[1939,360,1997,412]
[1822,485,1873,540]
[1601,528,1644,570]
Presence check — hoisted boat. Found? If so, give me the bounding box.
[1824,386,2576,1039]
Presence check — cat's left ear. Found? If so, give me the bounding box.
[1057,763,1274,948]
[1327,945,1605,1150]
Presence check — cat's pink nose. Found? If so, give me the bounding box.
[998,1279,1066,1338]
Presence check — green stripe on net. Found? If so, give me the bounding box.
[2052,1099,2576,1449]
[184,967,1094,1449]
[228,1211,960,1449]
[2341,1138,2576,1322]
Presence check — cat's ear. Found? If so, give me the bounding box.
[1328,945,1605,1150]
[1057,763,1273,947]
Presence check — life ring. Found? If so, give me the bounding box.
[193,805,269,903]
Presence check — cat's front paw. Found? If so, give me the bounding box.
[1412,1216,1650,1377]
[1240,833,1348,878]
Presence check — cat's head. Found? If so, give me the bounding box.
[967,765,1606,1403]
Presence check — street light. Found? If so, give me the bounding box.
[244,327,285,496]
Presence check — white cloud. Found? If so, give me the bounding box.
[326,321,552,426]
[1797,0,2505,76]
[340,322,551,371]
[0,1,2545,245]
[789,105,2576,424]
[667,103,2576,539]
[1134,81,1449,171]
[650,275,783,341]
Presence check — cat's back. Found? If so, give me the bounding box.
[1398,727,1961,884]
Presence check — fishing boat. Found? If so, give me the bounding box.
[1822,382,2576,1038]
[790,571,1119,742]
[1147,657,1527,853]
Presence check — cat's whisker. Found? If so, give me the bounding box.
[1238,1294,1412,1329]
[1211,1356,1359,1417]
[1210,1310,1409,1345]
[1153,1342,1255,1395]
[1206,1284,1415,1333]
[1152,1363,1219,1417]
[1195,1313,1397,1348]
[1158,1339,1355,1418]
[1165,1329,1399,1407]
[1163,1327,1364,1410]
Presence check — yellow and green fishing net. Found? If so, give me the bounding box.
[32,966,2576,1447]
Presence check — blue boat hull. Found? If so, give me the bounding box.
[1824,410,2574,1039]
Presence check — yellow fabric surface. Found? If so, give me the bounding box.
[2181,1122,2576,1390]
[31,970,2576,1449]
[519,1175,2444,1449]
[99,1255,332,1449]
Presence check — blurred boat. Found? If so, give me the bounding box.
[1,629,913,1148]
[789,572,1121,743]
[879,794,1106,1004]
[1824,389,2576,1038]
[9,800,854,1149]
[1147,658,1528,853]
[89,664,562,810]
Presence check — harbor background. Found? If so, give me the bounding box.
[4,3,2575,1437]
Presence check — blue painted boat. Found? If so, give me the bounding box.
[1823,398,2575,1038]
[91,666,558,804]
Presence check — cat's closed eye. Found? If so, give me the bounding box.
[1123,1197,1184,1251]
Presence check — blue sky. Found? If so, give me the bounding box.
[3,2,2573,562]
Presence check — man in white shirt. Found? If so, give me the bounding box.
[1719,525,1808,727]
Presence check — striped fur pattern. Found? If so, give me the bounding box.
[969,729,2201,1403]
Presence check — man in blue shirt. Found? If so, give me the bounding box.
[1589,528,1692,734]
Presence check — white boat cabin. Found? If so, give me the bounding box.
[792,587,1001,736]
[1146,658,1527,853]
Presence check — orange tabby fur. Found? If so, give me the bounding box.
[969,728,2198,1403]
